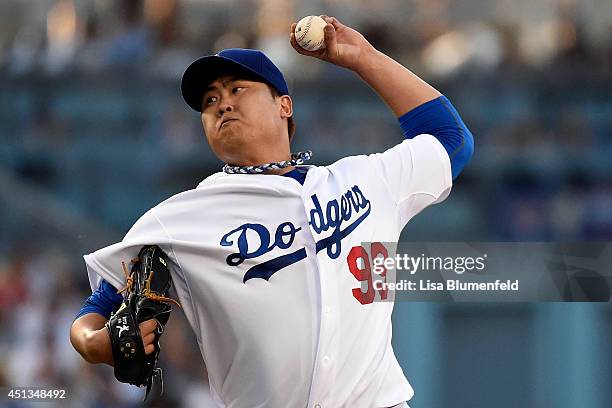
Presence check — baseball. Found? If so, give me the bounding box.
[294,15,327,51]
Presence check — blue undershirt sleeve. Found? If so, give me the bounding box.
[398,95,474,180]
[74,279,123,320]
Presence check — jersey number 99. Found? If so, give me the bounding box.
[347,243,388,304]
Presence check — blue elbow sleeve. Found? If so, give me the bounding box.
[398,96,474,180]
[75,279,123,320]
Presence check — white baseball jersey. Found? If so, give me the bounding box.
[84,134,451,408]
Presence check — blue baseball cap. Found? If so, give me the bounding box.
[181,48,289,112]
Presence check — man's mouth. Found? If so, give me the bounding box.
[220,118,238,128]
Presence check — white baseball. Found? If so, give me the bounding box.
[294,16,327,52]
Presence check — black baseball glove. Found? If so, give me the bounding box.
[105,245,180,399]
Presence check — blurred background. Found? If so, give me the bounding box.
[0,0,611,407]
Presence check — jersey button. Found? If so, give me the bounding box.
[322,355,331,365]
[323,306,331,315]
[314,404,322,408]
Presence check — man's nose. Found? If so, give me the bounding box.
[218,100,234,116]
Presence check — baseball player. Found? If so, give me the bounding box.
[70,15,473,407]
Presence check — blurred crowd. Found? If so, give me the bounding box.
[0,0,610,78]
[0,0,611,406]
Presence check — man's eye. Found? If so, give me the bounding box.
[205,96,217,105]
[232,87,244,94]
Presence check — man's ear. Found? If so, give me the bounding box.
[279,95,293,119]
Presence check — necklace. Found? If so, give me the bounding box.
[222,151,313,174]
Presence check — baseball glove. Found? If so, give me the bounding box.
[105,245,180,400]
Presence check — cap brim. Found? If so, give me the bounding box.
[181,55,268,112]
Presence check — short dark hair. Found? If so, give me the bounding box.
[267,84,296,142]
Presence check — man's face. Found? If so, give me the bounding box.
[200,75,292,165]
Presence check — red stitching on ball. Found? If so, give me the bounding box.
[296,17,313,43]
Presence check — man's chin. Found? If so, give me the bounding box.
[215,138,252,164]
[217,129,245,146]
